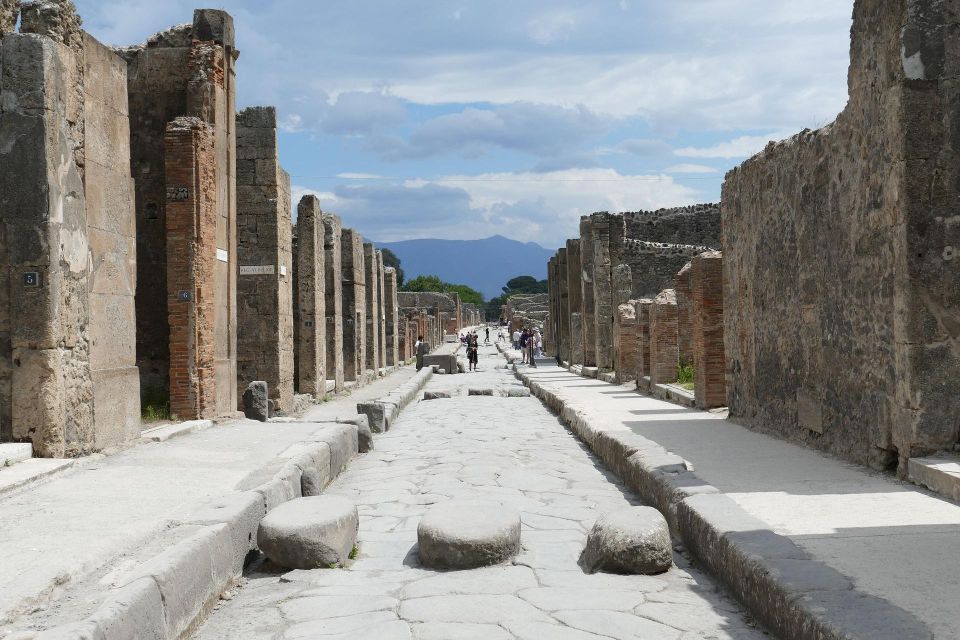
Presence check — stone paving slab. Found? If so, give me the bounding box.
[0,366,419,634]
[194,345,768,640]
[515,363,960,640]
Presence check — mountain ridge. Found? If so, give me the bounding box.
[372,235,555,300]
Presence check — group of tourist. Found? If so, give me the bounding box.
[512,327,542,368]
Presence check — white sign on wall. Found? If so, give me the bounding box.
[240,265,276,275]
[216,248,229,262]
[279,265,287,277]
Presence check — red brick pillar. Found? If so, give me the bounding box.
[674,262,693,366]
[692,251,726,409]
[165,117,218,420]
[649,290,678,385]
[615,303,638,383]
[634,298,653,386]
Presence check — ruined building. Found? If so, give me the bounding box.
[0,2,141,455]
[119,9,239,420]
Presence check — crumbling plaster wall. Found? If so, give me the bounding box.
[722,0,960,471]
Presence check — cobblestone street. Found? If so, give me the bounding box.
[195,345,767,640]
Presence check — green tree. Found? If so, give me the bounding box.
[380,248,405,287]
[401,274,484,306]
[502,275,548,295]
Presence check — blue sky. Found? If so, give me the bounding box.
[74,0,854,249]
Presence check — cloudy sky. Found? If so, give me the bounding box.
[74,0,854,249]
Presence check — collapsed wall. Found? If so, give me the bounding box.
[722,0,960,471]
[0,3,141,454]
[119,9,238,418]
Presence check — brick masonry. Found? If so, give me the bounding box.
[648,289,678,385]
[691,251,725,410]
[674,262,693,367]
[634,299,654,382]
[236,106,293,411]
[614,303,638,383]
[165,117,218,420]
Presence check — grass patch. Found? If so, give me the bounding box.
[677,359,695,389]
[141,386,171,422]
[349,544,358,560]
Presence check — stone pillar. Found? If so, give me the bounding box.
[579,218,597,367]
[384,267,399,366]
[634,299,654,383]
[570,313,584,368]
[0,23,141,454]
[566,239,583,365]
[341,229,366,382]
[165,118,218,420]
[377,250,387,370]
[593,223,614,370]
[691,251,725,409]
[236,107,293,411]
[363,243,380,374]
[294,196,326,396]
[649,290,679,385]
[557,248,571,364]
[322,214,344,392]
[674,262,693,367]
[615,304,638,383]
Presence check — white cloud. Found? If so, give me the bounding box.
[336,173,385,180]
[674,131,797,159]
[526,9,581,45]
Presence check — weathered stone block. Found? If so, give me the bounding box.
[243,381,269,421]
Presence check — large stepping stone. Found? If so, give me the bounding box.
[418,501,521,569]
[257,496,358,569]
[581,506,672,575]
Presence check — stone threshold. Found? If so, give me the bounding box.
[909,454,960,503]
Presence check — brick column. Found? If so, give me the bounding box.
[692,251,726,409]
[384,267,399,366]
[341,229,366,382]
[615,303,638,383]
[674,262,693,367]
[322,214,344,391]
[295,196,326,396]
[236,106,294,411]
[634,299,654,383]
[649,289,679,385]
[165,117,218,420]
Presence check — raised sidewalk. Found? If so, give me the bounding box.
[515,362,960,640]
[0,366,420,638]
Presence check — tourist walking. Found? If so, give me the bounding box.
[467,332,479,371]
[528,328,538,368]
[484,327,490,344]
[512,329,521,351]
[519,328,530,364]
[415,335,430,370]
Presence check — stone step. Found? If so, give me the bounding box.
[908,454,960,503]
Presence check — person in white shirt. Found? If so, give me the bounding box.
[512,329,521,350]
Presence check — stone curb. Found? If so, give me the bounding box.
[511,362,932,640]
[31,425,361,640]
[356,366,433,432]
[140,419,215,443]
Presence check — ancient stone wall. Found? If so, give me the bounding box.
[294,196,326,396]
[119,9,238,414]
[579,218,597,367]
[341,228,366,382]
[621,239,710,300]
[236,106,293,410]
[622,204,720,247]
[722,0,960,471]
[648,289,678,385]
[383,267,399,366]
[0,14,140,454]
[691,252,725,410]
[376,250,387,369]
[322,213,344,391]
[363,243,380,373]
[565,239,582,364]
